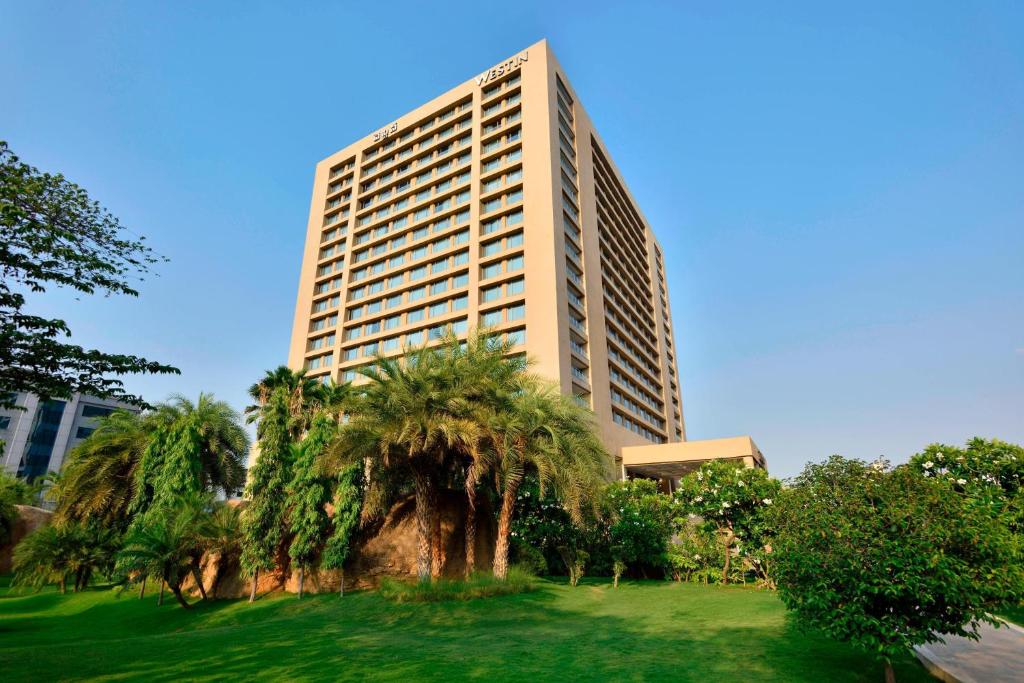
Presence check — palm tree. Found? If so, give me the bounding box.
[12,522,119,593]
[487,383,609,579]
[118,496,211,609]
[442,331,526,576]
[325,342,482,582]
[53,410,152,528]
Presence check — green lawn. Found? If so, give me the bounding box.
[1001,602,1024,627]
[0,575,930,682]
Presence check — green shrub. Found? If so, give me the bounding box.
[379,567,535,603]
[511,540,548,576]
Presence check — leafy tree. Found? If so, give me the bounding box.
[128,394,248,524]
[13,521,119,593]
[240,388,293,600]
[674,461,780,584]
[246,365,325,440]
[770,456,1024,683]
[0,140,178,410]
[603,479,675,586]
[286,415,336,598]
[321,463,363,596]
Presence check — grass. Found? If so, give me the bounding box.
[0,574,931,682]
[379,567,535,603]
[1000,602,1024,627]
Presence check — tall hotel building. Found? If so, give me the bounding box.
[289,40,764,478]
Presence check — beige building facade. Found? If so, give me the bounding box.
[288,39,763,478]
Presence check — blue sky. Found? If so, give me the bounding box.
[3,1,1022,478]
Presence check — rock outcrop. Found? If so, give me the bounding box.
[0,505,53,573]
[186,489,496,598]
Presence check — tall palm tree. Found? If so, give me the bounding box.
[325,342,481,582]
[443,331,527,575]
[487,383,609,579]
[53,410,153,528]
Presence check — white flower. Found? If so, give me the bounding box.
[923,461,934,469]
[696,472,703,481]
[723,502,731,508]
[694,554,701,560]
[762,498,773,505]
[957,478,967,485]
[694,496,703,503]
[738,481,745,487]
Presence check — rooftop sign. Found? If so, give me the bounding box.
[475,51,528,87]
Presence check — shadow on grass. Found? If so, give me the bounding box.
[0,578,931,682]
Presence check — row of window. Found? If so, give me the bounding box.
[362,117,471,180]
[613,410,665,444]
[482,188,523,215]
[337,327,526,383]
[481,230,523,257]
[481,254,524,280]
[480,302,525,327]
[482,90,521,118]
[352,249,469,297]
[357,155,472,228]
[480,276,524,302]
[353,227,469,272]
[362,99,472,165]
[342,318,472,365]
[482,72,521,99]
[329,159,355,179]
[609,366,663,412]
[344,294,470,348]
[608,340,662,395]
[606,323,663,382]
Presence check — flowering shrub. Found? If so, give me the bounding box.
[509,477,603,578]
[908,438,1023,534]
[603,480,675,585]
[666,519,721,583]
[674,461,781,585]
[769,455,1024,681]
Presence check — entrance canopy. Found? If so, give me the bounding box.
[619,436,766,481]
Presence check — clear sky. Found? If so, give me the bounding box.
[3,2,1022,478]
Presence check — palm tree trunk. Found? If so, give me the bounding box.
[191,563,208,600]
[297,566,305,599]
[884,660,895,683]
[339,569,345,597]
[59,576,66,594]
[139,578,146,600]
[464,462,479,578]
[249,569,258,603]
[493,479,520,580]
[170,582,191,609]
[411,468,434,582]
[158,580,165,606]
[431,487,443,580]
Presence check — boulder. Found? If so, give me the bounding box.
[0,505,53,573]
[185,489,496,598]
